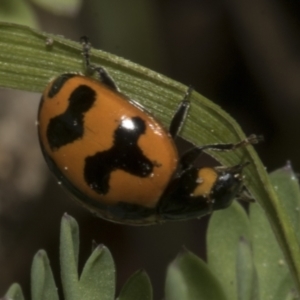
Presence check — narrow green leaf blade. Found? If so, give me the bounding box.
[207,202,251,300]
[2,283,25,300]
[60,213,80,300]
[165,250,227,300]
[118,270,152,300]
[79,245,115,300]
[0,23,83,92]
[31,250,59,300]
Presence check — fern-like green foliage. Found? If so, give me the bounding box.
[2,214,153,300]
[2,164,299,300]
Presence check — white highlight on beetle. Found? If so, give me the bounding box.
[121,118,135,130]
[148,122,163,136]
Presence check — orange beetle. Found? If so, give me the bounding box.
[37,37,260,225]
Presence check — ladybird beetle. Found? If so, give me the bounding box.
[37,37,260,225]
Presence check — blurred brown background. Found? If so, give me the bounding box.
[0,0,300,299]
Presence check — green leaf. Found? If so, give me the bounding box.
[30,0,82,16]
[269,162,300,242]
[3,283,25,300]
[0,22,264,153]
[236,237,259,300]
[0,0,38,28]
[118,270,153,300]
[31,250,59,300]
[60,213,80,300]
[207,202,251,300]
[250,202,290,300]
[250,163,300,300]
[0,23,300,293]
[274,275,298,300]
[79,245,115,300]
[165,249,227,300]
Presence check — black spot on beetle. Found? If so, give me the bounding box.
[84,116,155,194]
[48,74,76,98]
[47,85,96,150]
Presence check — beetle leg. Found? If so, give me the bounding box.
[179,134,262,171]
[93,66,120,91]
[169,86,193,139]
[80,36,119,91]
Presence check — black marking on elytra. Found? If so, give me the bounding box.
[84,116,154,194]
[47,85,97,150]
[40,149,156,223]
[48,74,76,98]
